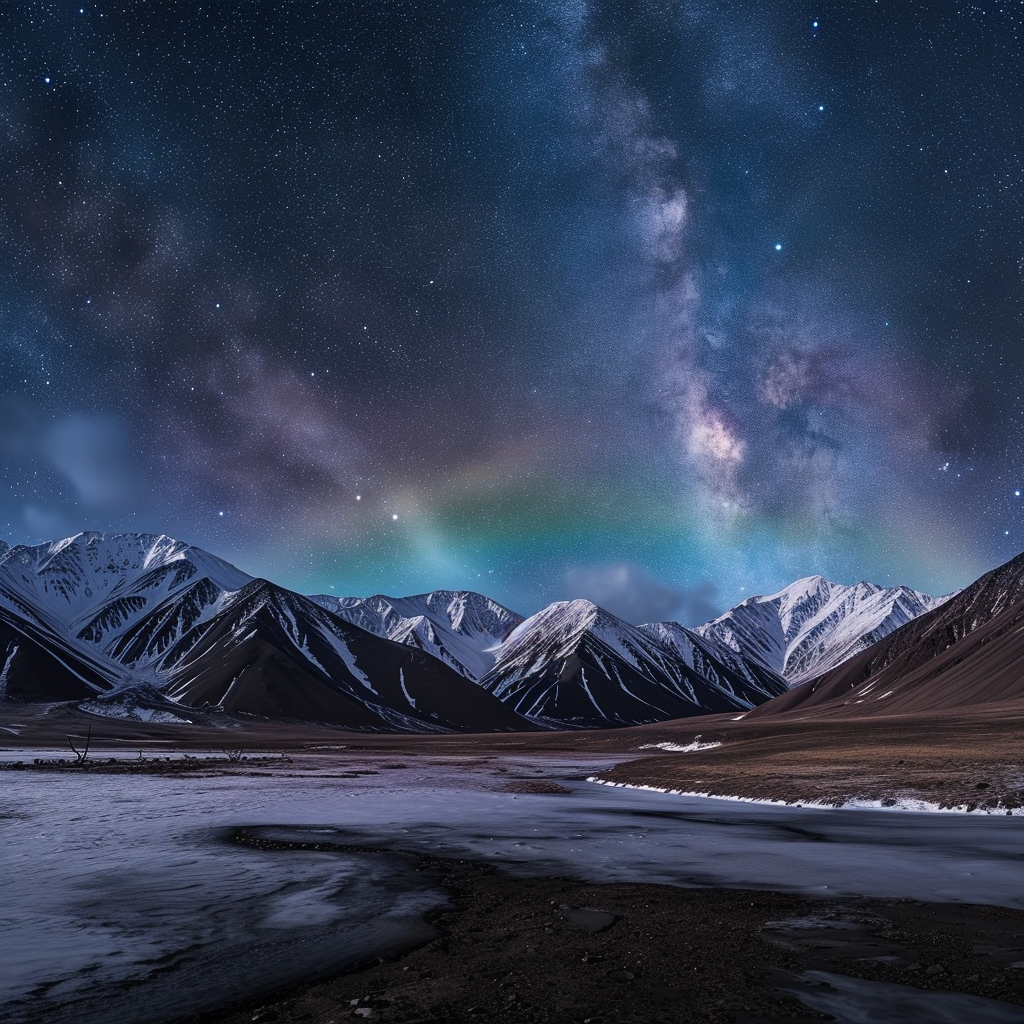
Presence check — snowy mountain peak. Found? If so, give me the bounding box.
[311,588,523,681]
[0,533,255,685]
[421,589,519,637]
[506,599,602,636]
[0,532,252,599]
[774,573,832,597]
[696,573,950,685]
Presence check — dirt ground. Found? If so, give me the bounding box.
[177,841,1024,1024]
[594,702,1024,812]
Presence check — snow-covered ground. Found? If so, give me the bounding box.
[587,776,1024,815]
[637,739,723,752]
[2,756,1022,1023]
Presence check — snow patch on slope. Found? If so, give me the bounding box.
[637,740,722,752]
[312,590,521,680]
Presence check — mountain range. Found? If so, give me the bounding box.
[1,531,1010,732]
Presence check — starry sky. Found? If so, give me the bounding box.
[2,1,1022,623]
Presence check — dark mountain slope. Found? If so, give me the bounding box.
[480,600,774,728]
[157,581,531,732]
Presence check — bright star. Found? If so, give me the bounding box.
[356,494,362,500]
[218,511,224,517]
[818,105,825,111]
[44,77,50,84]
[1015,490,1021,497]
[391,513,398,521]
[812,20,819,28]
[774,243,783,251]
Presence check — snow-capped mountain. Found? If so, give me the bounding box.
[0,532,253,686]
[311,590,522,680]
[750,550,1024,717]
[0,534,527,731]
[479,599,786,728]
[150,579,529,732]
[694,575,950,686]
[637,620,787,705]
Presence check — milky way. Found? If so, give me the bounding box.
[1,1,1022,622]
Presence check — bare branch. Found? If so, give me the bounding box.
[66,726,92,764]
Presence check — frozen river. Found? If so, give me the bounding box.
[2,753,1022,1023]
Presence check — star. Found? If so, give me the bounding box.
[774,243,783,251]
[391,513,399,520]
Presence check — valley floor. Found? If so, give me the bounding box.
[3,700,1022,812]
[593,702,1024,813]
[3,722,1023,1024]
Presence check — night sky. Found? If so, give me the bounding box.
[2,1,1022,623]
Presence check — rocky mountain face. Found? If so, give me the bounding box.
[637,620,788,706]
[0,534,524,731]
[748,550,1024,718]
[311,590,522,681]
[694,575,950,686]
[477,600,786,729]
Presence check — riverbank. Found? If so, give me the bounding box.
[593,703,1024,813]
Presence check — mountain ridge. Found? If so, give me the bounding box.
[0,532,963,731]
[694,574,952,685]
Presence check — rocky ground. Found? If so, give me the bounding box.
[176,844,1024,1024]
[4,702,1023,1023]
